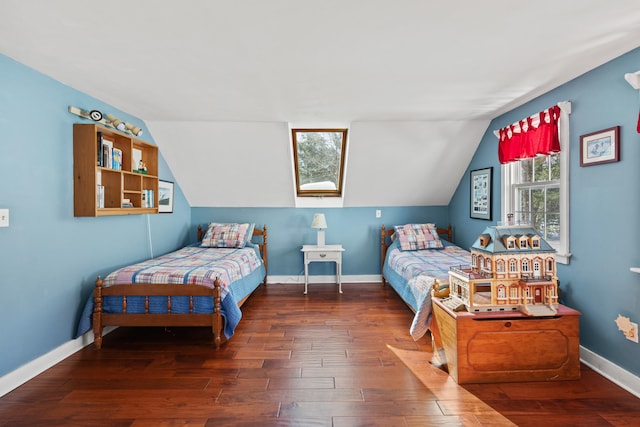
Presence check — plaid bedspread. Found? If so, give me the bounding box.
[387,244,470,285]
[75,244,265,340]
[103,245,263,301]
[386,242,470,340]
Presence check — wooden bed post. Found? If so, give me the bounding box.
[212,277,222,349]
[93,276,103,349]
[381,225,387,285]
[262,225,268,285]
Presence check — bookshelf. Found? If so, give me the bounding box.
[73,123,159,216]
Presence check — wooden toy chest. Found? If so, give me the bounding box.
[430,297,581,384]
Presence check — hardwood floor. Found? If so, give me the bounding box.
[1,283,638,426]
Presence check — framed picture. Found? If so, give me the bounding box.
[580,126,620,167]
[158,180,174,213]
[470,167,492,220]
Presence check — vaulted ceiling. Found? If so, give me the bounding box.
[2,1,639,206]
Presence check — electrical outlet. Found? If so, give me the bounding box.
[375,210,381,218]
[0,209,8,227]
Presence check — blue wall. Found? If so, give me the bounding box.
[3,45,639,384]
[0,54,191,377]
[449,48,640,376]
[192,206,449,277]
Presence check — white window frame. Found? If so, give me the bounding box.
[501,102,571,264]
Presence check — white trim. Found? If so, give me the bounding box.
[624,70,640,90]
[0,327,115,398]
[266,274,381,284]
[580,346,640,398]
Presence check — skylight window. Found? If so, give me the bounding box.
[291,128,347,198]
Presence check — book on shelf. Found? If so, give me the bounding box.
[112,148,122,170]
[97,185,104,208]
[142,189,155,208]
[101,138,114,169]
[97,132,103,166]
[132,148,142,172]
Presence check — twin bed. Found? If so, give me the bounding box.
[78,221,464,349]
[381,223,471,340]
[77,223,268,349]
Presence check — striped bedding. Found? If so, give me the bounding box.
[76,243,266,339]
[382,239,470,340]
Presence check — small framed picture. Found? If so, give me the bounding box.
[158,180,174,213]
[580,126,620,167]
[470,167,492,220]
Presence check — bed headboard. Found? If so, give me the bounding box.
[197,224,268,284]
[380,224,453,271]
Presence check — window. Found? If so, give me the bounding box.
[501,103,571,263]
[291,128,347,197]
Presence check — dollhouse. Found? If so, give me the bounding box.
[442,225,559,316]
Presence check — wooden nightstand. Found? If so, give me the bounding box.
[301,244,345,294]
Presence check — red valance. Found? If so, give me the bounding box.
[498,105,561,164]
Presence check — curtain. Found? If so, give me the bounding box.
[498,105,561,164]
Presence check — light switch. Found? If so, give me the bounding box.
[0,209,8,227]
[375,210,381,218]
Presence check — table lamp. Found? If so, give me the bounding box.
[311,213,327,246]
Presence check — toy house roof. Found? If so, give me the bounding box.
[471,226,556,254]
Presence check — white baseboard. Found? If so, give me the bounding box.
[0,327,115,398]
[580,346,640,398]
[266,274,382,284]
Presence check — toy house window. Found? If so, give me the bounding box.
[510,287,518,298]
[519,238,528,248]
[546,258,554,272]
[291,128,348,197]
[472,254,477,267]
[507,240,515,249]
[496,260,505,272]
[534,261,541,276]
[531,238,540,248]
[509,259,517,272]
[522,259,530,273]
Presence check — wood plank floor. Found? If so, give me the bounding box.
[1,283,638,426]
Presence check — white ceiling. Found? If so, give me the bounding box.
[2,1,640,207]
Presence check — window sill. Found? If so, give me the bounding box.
[555,252,571,265]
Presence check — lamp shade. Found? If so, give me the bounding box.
[311,213,327,229]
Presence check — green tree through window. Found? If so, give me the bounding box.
[292,129,347,197]
[513,154,560,244]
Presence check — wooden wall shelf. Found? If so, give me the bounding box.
[73,123,159,217]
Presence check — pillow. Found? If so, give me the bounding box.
[201,223,252,248]
[394,223,443,251]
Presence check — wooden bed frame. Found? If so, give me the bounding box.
[380,224,453,285]
[93,225,268,350]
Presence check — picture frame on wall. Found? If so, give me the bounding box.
[580,126,620,167]
[470,167,492,220]
[158,180,174,213]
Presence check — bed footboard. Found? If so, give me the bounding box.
[92,277,224,349]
